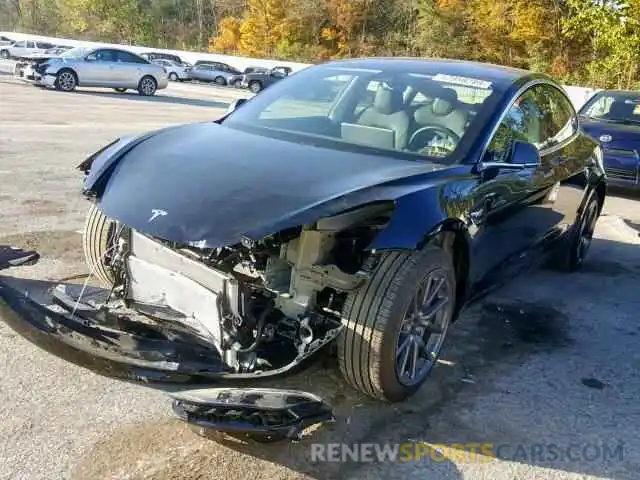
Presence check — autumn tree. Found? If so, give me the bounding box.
[209,16,241,54]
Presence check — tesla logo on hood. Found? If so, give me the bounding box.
[148,209,168,222]
[599,134,612,143]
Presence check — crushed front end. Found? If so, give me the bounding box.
[0,198,392,438]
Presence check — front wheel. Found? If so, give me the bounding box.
[137,75,157,96]
[214,76,227,86]
[169,72,178,81]
[338,247,456,402]
[82,203,120,287]
[54,69,77,92]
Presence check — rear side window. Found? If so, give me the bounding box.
[116,51,147,64]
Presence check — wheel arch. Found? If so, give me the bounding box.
[364,188,472,322]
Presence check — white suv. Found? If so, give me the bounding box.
[0,40,54,59]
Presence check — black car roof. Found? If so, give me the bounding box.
[318,57,533,90]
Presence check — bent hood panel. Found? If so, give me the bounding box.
[96,123,441,247]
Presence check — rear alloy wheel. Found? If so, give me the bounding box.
[138,75,157,96]
[249,81,262,93]
[338,247,456,402]
[169,72,178,81]
[55,69,77,92]
[214,76,227,86]
[113,87,127,93]
[82,203,120,287]
[549,192,600,272]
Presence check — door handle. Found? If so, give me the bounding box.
[469,193,498,224]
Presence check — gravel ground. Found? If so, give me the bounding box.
[1,76,640,480]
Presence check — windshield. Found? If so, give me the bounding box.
[223,64,499,163]
[60,47,91,59]
[579,91,640,125]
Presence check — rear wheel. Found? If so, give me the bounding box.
[137,75,157,96]
[338,247,456,402]
[82,203,119,287]
[54,69,77,92]
[549,192,601,272]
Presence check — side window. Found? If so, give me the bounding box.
[116,51,146,63]
[486,84,575,163]
[26,41,35,48]
[486,90,546,163]
[94,50,116,62]
[13,41,25,48]
[526,84,577,149]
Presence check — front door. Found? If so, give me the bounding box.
[469,84,568,293]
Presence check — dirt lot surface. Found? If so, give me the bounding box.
[1,76,640,480]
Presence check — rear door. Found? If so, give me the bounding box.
[114,50,149,87]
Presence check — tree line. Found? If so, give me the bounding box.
[2,0,640,89]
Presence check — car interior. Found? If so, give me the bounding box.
[248,71,494,161]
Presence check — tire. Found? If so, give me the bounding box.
[338,247,456,402]
[548,191,601,272]
[82,203,119,287]
[113,87,127,93]
[0,49,9,59]
[169,72,178,81]
[249,80,262,93]
[137,75,157,96]
[232,79,242,88]
[214,76,227,86]
[54,69,77,92]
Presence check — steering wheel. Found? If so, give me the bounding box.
[408,124,461,153]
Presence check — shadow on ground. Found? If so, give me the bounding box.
[1,233,639,480]
[59,88,230,108]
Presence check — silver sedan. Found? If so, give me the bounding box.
[152,59,191,81]
[23,47,168,96]
[187,63,238,86]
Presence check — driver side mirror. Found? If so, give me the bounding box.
[509,140,541,168]
[224,98,247,115]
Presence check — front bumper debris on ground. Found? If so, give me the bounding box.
[0,246,335,441]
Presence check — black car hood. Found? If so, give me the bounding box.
[92,123,443,248]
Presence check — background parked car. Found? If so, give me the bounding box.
[228,66,269,87]
[579,89,640,191]
[0,35,14,47]
[140,51,188,66]
[22,46,168,96]
[0,39,54,59]
[187,62,240,85]
[152,58,191,81]
[241,66,292,93]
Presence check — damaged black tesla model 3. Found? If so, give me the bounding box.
[0,58,606,440]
